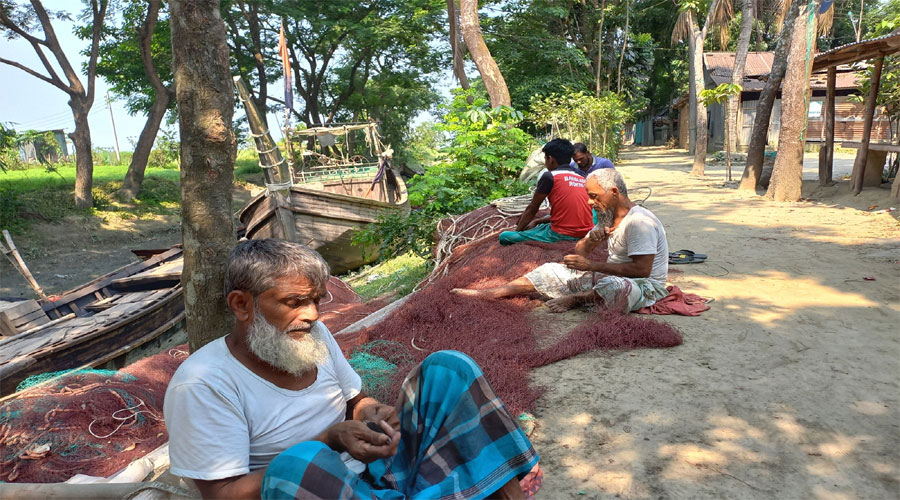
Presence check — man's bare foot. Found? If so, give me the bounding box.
[545,294,585,312]
[450,288,485,297]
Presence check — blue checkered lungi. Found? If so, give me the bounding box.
[261,350,539,499]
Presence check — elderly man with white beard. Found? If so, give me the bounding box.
[164,239,539,500]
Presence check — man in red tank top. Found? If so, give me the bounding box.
[499,138,594,245]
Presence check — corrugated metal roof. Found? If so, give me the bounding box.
[704,52,775,77]
[709,69,860,90]
[705,51,861,90]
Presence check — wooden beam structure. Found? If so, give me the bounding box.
[812,32,900,192]
[812,32,900,71]
[850,56,885,194]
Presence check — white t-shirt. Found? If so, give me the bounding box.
[163,322,363,481]
[604,205,669,282]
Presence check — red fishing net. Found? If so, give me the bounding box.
[353,209,683,417]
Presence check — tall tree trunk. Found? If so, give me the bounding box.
[459,0,511,107]
[689,18,707,175]
[766,0,816,202]
[856,0,864,42]
[595,0,606,96]
[119,0,173,202]
[448,0,470,89]
[740,0,801,191]
[120,91,172,200]
[616,0,630,96]
[169,0,237,351]
[70,102,94,209]
[727,0,755,170]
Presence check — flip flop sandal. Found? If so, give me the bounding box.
[671,249,707,260]
[669,250,707,264]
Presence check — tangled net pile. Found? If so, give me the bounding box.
[350,204,683,416]
[0,346,186,483]
[0,276,378,483]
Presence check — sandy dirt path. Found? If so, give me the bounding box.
[528,146,899,499]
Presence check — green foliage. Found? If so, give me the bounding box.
[851,0,900,126]
[91,149,134,167]
[355,91,536,257]
[398,121,443,173]
[484,1,594,112]
[0,123,21,172]
[700,83,742,106]
[345,252,430,300]
[147,127,180,168]
[530,91,631,161]
[0,124,62,172]
[91,0,174,116]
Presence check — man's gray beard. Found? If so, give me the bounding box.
[246,305,329,376]
[594,208,614,230]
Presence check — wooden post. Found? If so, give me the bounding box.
[851,56,884,194]
[819,66,836,186]
[1,230,49,301]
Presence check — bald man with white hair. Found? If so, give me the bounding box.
[452,169,669,312]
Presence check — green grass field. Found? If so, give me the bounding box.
[0,155,264,233]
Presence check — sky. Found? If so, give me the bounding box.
[0,1,151,153]
[0,0,302,154]
[0,1,454,156]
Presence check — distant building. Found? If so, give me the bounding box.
[19,129,69,163]
[672,52,891,152]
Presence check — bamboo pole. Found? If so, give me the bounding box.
[233,76,299,243]
[1,230,48,301]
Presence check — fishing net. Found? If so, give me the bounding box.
[347,340,416,403]
[320,276,389,334]
[0,346,186,483]
[351,204,683,417]
[0,276,371,483]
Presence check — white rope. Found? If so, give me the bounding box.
[265,181,293,195]
[255,144,280,156]
[88,396,163,439]
[168,348,189,360]
[259,157,286,169]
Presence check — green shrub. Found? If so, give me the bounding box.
[0,186,25,231]
[355,91,536,258]
[530,91,631,162]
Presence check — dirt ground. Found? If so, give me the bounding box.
[528,146,899,499]
[0,183,260,298]
[1,150,897,499]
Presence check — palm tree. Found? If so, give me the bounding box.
[672,0,733,176]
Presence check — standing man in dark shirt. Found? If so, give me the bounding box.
[499,138,594,245]
[571,142,615,176]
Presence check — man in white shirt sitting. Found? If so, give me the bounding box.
[164,239,538,499]
[452,169,669,313]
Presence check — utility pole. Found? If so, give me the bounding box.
[106,91,121,163]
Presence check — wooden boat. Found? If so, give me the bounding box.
[0,248,185,396]
[238,167,409,275]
